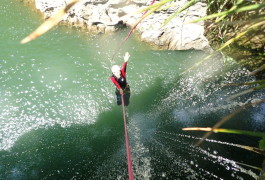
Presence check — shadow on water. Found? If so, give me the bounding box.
[0,107,124,179]
[0,78,167,180]
[130,78,165,113]
[0,57,264,179]
[0,69,264,180]
[129,72,264,179]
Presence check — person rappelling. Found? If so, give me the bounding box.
[110,52,131,106]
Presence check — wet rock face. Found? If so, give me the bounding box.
[32,0,212,52]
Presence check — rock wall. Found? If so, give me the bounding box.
[30,0,212,52]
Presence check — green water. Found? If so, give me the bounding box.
[1,0,265,179]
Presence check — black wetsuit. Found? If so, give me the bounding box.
[110,62,130,106]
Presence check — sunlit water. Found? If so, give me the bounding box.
[1,0,265,179]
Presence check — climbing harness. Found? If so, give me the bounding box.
[121,93,134,180]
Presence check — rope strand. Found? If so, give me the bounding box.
[121,94,134,180]
[111,0,156,61]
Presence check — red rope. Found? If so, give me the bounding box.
[121,94,134,180]
[115,1,157,177]
[111,0,156,61]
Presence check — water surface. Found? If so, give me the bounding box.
[0,0,264,179]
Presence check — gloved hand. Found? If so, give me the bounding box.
[124,52,130,62]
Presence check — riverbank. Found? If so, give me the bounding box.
[20,0,212,52]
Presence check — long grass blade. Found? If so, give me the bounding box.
[223,80,265,86]
[108,0,170,25]
[182,127,265,155]
[182,19,265,75]
[249,64,265,76]
[183,127,265,138]
[179,51,218,75]
[162,0,199,27]
[134,0,173,14]
[215,0,244,23]
[236,161,262,171]
[217,20,265,51]
[186,99,265,146]
[21,0,80,44]
[236,3,265,13]
[190,3,265,23]
[111,0,157,61]
[229,88,254,99]
[229,83,265,99]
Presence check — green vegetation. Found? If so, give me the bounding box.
[203,0,264,75]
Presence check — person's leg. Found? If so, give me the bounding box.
[115,90,122,105]
[124,93,130,106]
[123,86,131,106]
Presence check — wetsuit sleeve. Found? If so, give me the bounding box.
[121,62,127,78]
[110,76,121,89]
